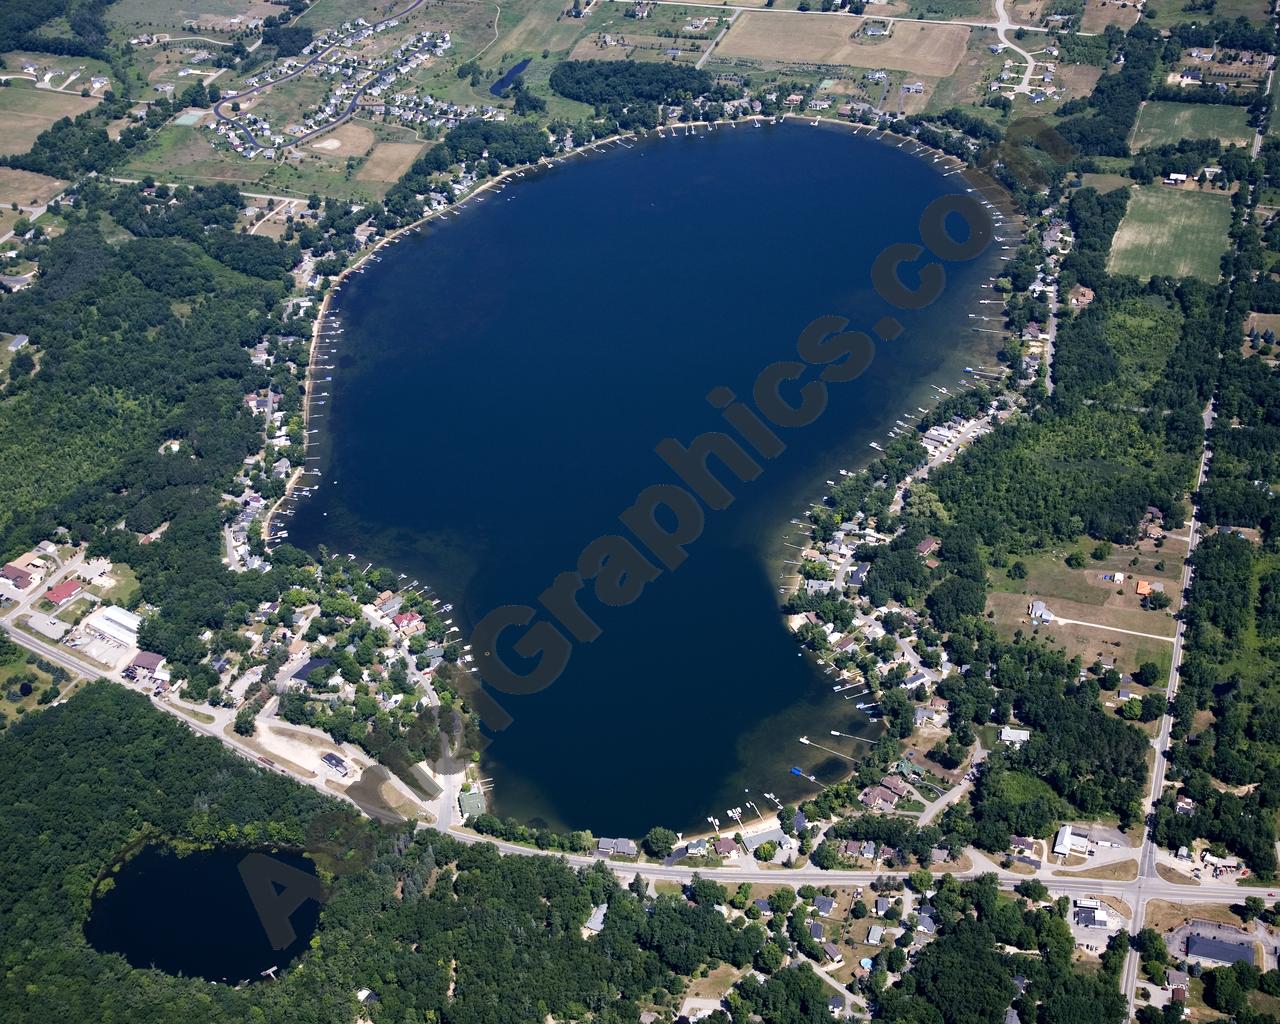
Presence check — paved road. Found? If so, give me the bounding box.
[604,0,1066,33]
[210,0,430,151]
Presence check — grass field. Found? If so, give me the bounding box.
[1081,0,1141,31]
[1107,186,1232,282]
[108,0,277,31]
[355,141,425,183]
[0,83,100,156]
[1141,0,1269,29]
[1130,101,1253,152]
[716,12,970,75]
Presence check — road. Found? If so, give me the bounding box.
[992,0,1041,95]
[603,0,1066,33]
[210,0,431,152]
[1116,401,1214,1012]
[1048,617,1176,643]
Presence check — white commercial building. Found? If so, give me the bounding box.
[83,605,142,647]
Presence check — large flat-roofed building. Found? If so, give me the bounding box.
[1186,934,1255,966]
[83,605,142,647]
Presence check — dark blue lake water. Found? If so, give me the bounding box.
[84,845,321,983]
[287,122,1001,835]
[490,58,531,96]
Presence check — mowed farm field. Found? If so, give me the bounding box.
[0,85,100,156]
[1108,186,1232,282]
[716,13,969,75]
[1130,101,1253,151]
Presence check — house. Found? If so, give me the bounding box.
[1000,725,1030,747]
[1011,836,1036,854]
[392,611,424,636]
[829,995,845,1018]
[875,897,891,916]
[458,788,486,819]
[6,334,29,352]
[814,894,836,916]
[867,925,885,944]
[809,921,825,940]
[915,537,939,556]
[859,785,899,812]
[822,942,844,966]
[744,828,792,856]
[880,774,911,798]
[713,836,739,859]
[1186,934,1255,966]
[753,898,772,915]
[1028,599,1054,623]
[848,562,870,588]
[860,840,877,860]
[596,837,638,857]
[1135,579,1154,597]
[1165,173,1189,186]
[585,904,608,933]
[686,838,709,857]
[917,913,937,934]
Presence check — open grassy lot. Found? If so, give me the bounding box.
[923,27,1004,112]
[1141,0,1269,29]
[717,12,969,76]
[1107,186,1232,282]
[0,167,65,234]
[0,83,100,157]
[355,141,425,183]
[1130,101,1253,152]
[108,0,278,32]
[1081,0,1141,31]
[1079,171,1131,193]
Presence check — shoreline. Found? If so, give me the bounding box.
[264,111,1008,553]
[263,115,1016,838]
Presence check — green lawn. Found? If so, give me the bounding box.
[1130,101,1253,152]
[1107,186,1232,282]
[1140,0,1269,29]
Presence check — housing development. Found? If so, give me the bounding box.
[5,0,1280,1022]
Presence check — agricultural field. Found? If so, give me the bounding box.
[1107,186,1232,282]
[0,82,101,157]
[1130,100,1253,152]
[716,12,970,76]
[107,0,278,33]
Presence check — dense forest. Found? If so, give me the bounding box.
[0,683,776,1024]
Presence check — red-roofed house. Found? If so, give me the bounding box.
[392,611,424,636]
[44,579,82,606]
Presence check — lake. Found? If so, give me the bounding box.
[84,845,321,983]
[490,58,531,96]
[286,121,1002,836]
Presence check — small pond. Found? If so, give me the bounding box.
[84,844,322,983]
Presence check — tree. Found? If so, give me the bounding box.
[1134,662,1161,686]
[643,826,678,858]
[234,704,258,736]
[1015,878,1048,902]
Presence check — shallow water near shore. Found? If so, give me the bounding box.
[287,121,1003,835]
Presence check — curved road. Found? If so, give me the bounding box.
[211,0,431,152]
